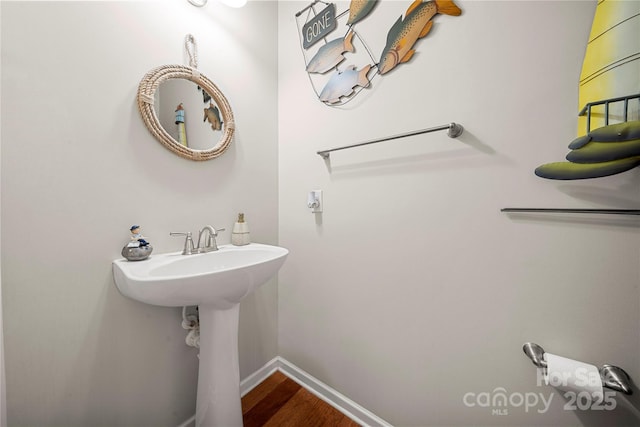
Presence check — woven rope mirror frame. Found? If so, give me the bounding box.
[137,64,235,161]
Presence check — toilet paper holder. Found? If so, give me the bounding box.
[523,342,633,395]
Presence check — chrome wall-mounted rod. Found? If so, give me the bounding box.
[502,208,640,216]
[523,343,633,395]
[317,122,464,159]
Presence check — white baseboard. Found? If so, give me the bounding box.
[239,356,281,396]
[240,356,393,427]
[179,356,392,427]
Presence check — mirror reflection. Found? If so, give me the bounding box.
[155,79,225,151]
[137,64,234,161]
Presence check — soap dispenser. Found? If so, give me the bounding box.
[231,213,250,246]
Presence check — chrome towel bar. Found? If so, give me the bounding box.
[317,122,464,159]
[502,208,640,215]
[523,343,633,395]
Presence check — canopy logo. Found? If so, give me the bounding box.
[463,385,617,414]
[462,388,553,415]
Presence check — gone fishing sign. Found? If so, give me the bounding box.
[295,0,462,106]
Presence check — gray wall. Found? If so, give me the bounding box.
[1,1,278,425]
[278,1,640,426]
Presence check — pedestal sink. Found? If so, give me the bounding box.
[112,243,288,426]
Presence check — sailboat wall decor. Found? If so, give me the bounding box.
[536,2,640,180]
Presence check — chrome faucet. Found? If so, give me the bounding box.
[170,226,225,255]
[197,225,225,253]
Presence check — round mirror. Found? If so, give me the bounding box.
[137,65,235,161]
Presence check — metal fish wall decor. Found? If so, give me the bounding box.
[347,0,378,26]
[296,0,462,106]
[379,0,461,75]
[306,32,355,74]
[319,64,372,104]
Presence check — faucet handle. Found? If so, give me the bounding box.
[170,232,195,255]
[210,228,225,248]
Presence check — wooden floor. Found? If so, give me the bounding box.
[242,371,361,427]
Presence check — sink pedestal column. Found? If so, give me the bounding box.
[196,303,242,427]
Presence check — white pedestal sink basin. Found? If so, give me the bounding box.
[112,243,288,426]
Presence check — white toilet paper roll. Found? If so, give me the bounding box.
[544,353,603,397]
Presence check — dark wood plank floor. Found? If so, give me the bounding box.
[242,371,361,427]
